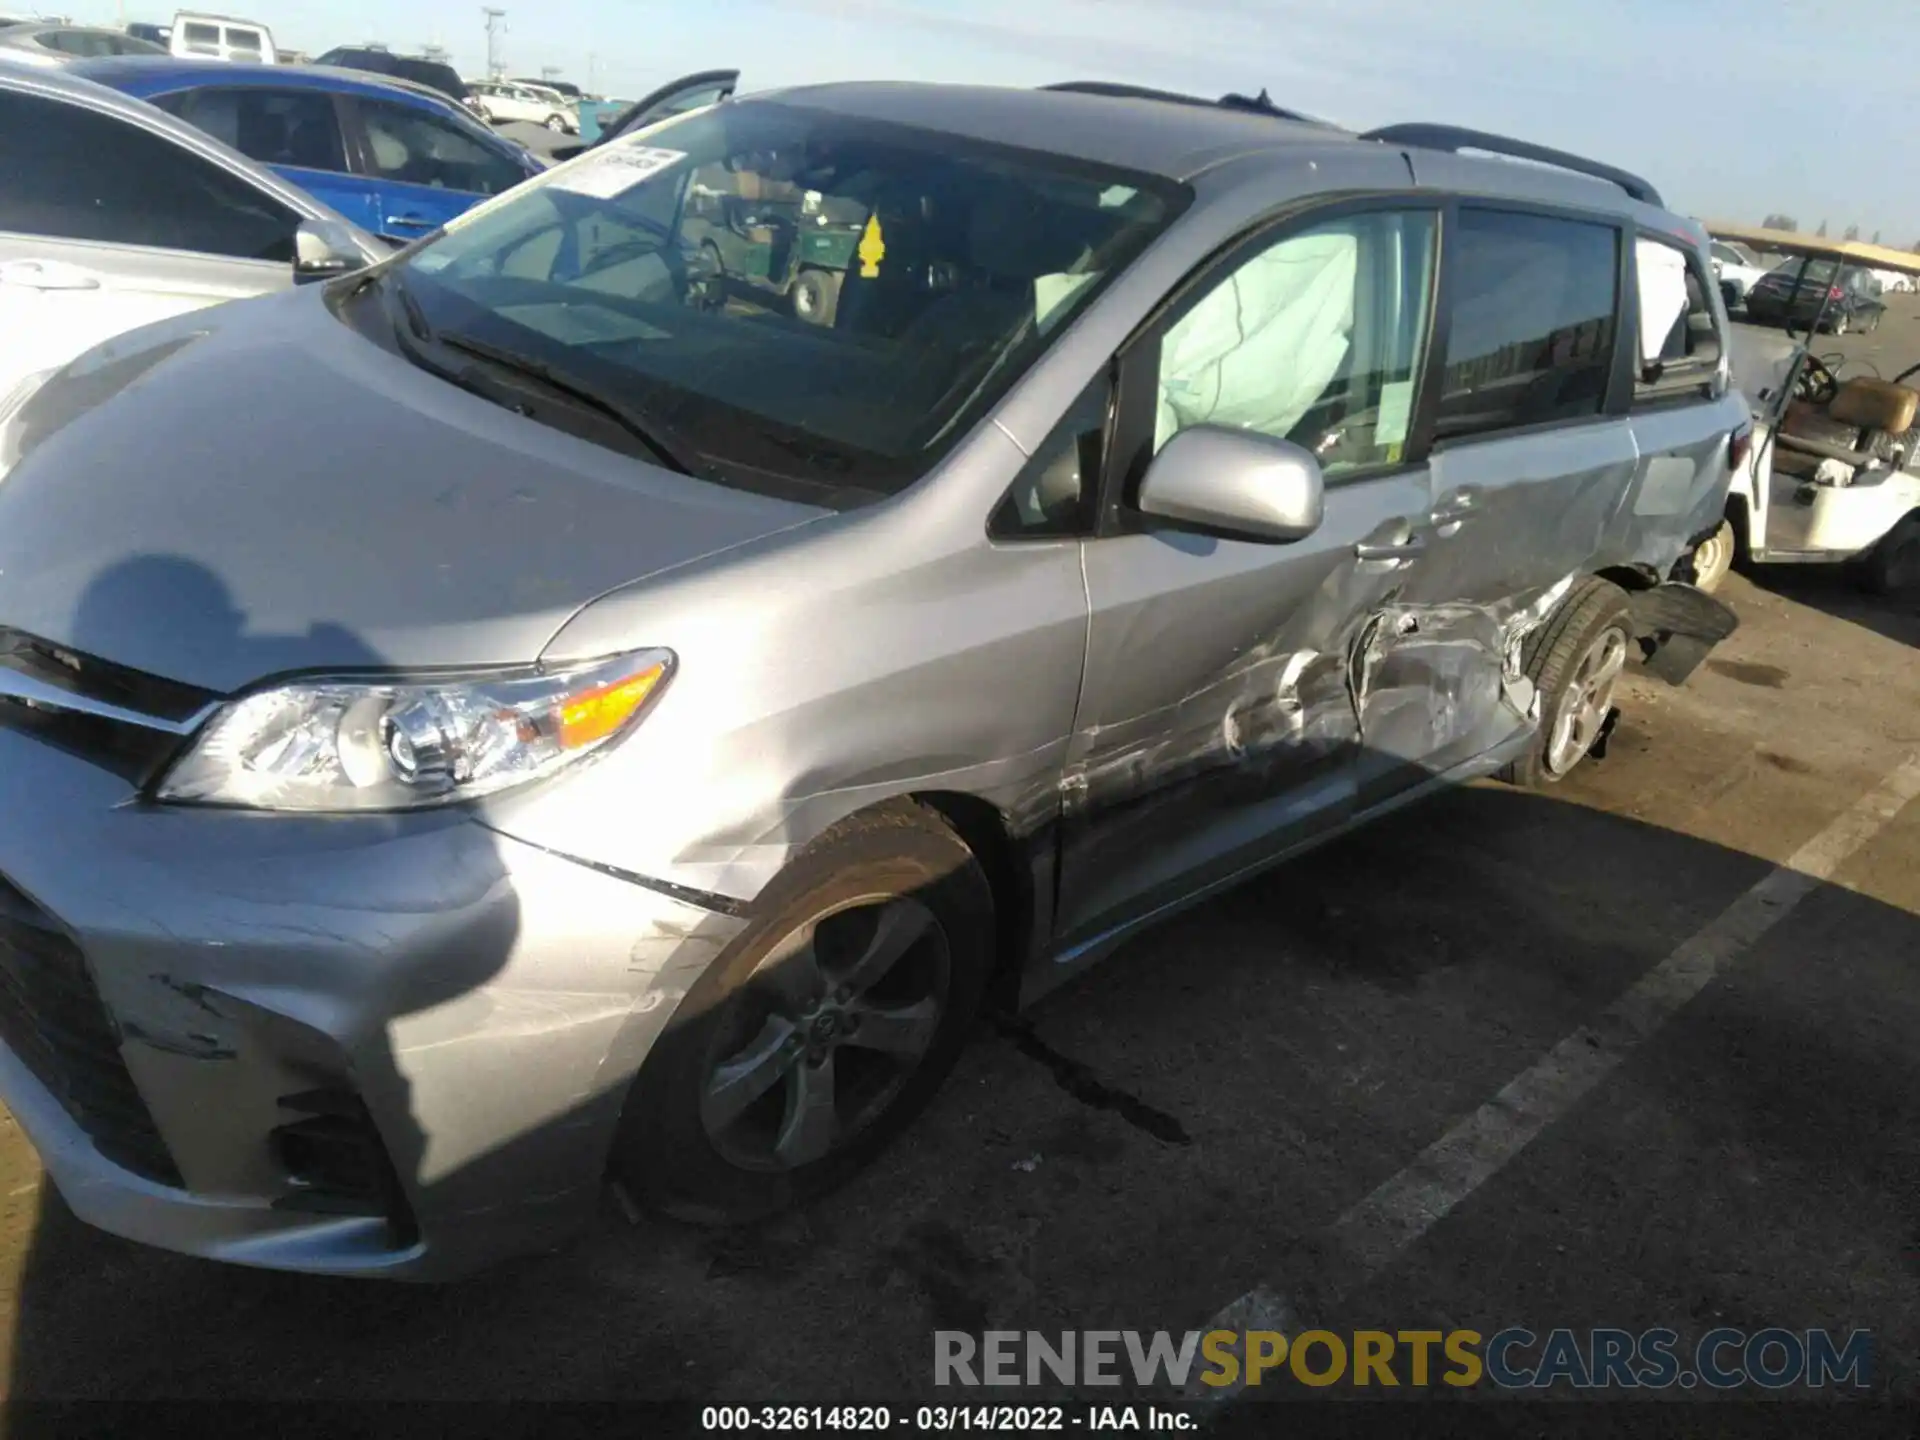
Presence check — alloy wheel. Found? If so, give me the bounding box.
[1544,626,1628,777]
[700,895,951,1171]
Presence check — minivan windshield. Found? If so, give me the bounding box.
[391,100,1183,499]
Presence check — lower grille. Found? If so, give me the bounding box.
[0,877,181,1186]
[272,1088,419,1245]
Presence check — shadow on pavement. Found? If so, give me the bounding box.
[1740,562,1920,649]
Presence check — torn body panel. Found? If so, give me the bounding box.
[1628,582,1741,685]
[1053,467,1434,949]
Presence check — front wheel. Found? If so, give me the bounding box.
[546,113,569,132]
[612,802,993,1225]
[1499,577,1634,790]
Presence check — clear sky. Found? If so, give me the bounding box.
[70,0,1920,245]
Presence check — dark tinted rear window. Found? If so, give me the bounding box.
[0,89,299,261]
[396,60,466,99]
[1436,207,1619,441]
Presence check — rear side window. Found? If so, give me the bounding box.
[355,98,525,196]
[1435,207,1619,442]
[224,26,264,57]
[1634,236,1721,404]
[0,90,300,261]
[182,88,347,174]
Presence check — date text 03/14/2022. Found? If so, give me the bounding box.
[701,1405,1194,1431]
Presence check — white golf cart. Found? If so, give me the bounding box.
[1704,223,1920,594]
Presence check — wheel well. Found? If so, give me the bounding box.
[1594,563,1659,593]
[910,790,1033,1012]
[1725,492,1754,560]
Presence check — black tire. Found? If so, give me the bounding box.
[791,267,842,327]
[1497,577,1635,790]
[546,113,569,132]
[612,801,993,1225]
[1856,513,1920,595]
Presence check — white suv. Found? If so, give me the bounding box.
[466,79,576,133]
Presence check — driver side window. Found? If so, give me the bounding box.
[1154,209,1437,479]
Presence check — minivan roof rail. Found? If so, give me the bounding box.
[1042,81,1332,126]
[1358,123,1663,208]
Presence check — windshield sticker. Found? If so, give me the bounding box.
[858,213,886,278]
[549,146,687,200]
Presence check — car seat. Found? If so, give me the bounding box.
[1776,376,1920,484]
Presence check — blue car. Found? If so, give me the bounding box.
[67,57,543,243]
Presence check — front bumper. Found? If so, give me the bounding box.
[0,723,746,1279]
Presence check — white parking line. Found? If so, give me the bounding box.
[1196,753,1920,1382]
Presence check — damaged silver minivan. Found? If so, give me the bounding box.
[0,83,1741,1277]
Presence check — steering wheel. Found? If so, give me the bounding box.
[1794,352,1842,406]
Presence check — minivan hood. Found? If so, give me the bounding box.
[0,292,828,694]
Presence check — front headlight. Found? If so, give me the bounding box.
[155,649,672,811]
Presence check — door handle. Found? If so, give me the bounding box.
[0,259,101,291]
[1355,534,1427,562]
[383,213,437,231]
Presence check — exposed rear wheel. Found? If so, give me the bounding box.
[612,802,993,1224]
[1498,577,1634,790]
[1692,518,1735,593]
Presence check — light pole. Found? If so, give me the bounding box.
[481,7,506,79]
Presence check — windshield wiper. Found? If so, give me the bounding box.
[391,271,435,344]
[436,332,699,477]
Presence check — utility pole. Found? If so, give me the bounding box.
[481,7,506,79]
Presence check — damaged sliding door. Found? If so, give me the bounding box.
[1354,203,1634,809]
[1054,203,1445,951]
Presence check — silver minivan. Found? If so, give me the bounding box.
[0,83,1742,1278]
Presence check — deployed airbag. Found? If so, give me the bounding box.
[1155,231,1357,448]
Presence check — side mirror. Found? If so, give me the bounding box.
[292,218,366,285]
[1137,425,1326,543]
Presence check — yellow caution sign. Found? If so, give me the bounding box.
[858,213,886,278]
